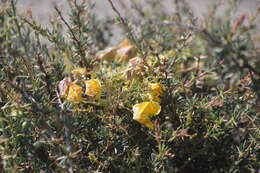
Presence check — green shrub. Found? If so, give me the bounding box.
[0,0,259,172]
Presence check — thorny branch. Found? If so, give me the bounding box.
[107,0,150,70]
[159,21,221,45]
[54,5,81,48]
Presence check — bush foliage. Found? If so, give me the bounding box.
[0,0,259,172]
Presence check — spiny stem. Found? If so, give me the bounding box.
[54,5,81,49]
[107,0,150,70]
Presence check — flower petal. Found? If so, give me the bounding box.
[149,83,163,97]
[133,101,161,117]
[66,82,83,103]
[132,101,161,129]
[133,113,155,129]
[85,79,102,99]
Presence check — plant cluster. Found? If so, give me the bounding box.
[0,0,259,172]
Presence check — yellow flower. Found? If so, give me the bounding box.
[66,82,84,103]
[132,101,161,129]
[71,68,88,76]
[149,83,163,96]
[148,83,163,102]
[84,79,102,99]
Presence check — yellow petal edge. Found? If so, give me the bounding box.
[133,101,161,129]
[148,83,163,102]
[84,79,102,99]
[66,82,84,103]
[149,83,163,96]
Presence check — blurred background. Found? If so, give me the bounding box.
[17,0,260,19]
[17,0,260,43]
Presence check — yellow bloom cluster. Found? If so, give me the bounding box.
[132,83,164,129]
[59,67,163,130]
[58,69,102,103]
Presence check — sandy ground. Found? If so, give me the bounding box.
[17,0,260,43]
